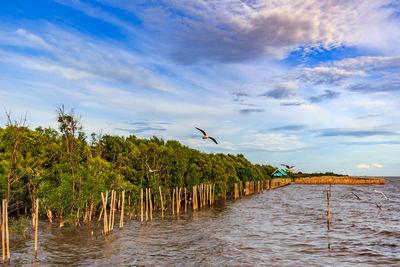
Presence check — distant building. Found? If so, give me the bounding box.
[271,168,287,177]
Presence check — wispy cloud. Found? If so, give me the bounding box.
[88,1,400,63]
[320,128,398,137]
[309,90,340,103]
[347,81,400,93]
[372,163,383,168]
[242,133,307,151]
[262,81,298,99]
[271,124,307,131]
[239,108,265,115]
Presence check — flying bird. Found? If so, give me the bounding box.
[375,202,384,210]
[374,189,388,200]
[195,127,218,144]
[146,163,160,173]
[351,191,364,200]
[281,164,295,171]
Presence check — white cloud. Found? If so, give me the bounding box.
[372,163,383,168]
[242,133,307,151]
[95,0,400,62]
[357,164,370,169]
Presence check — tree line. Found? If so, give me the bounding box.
[0,107,340,224]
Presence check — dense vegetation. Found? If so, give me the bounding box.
[0,107,341,224]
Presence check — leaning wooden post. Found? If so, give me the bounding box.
[2,199,5,264]
[159,186,164,217]
[34,198,39,258]
[140,188,144,224]
[101,191,108,234]
[120,190,125,229]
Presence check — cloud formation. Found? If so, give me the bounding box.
[309,90,340,103]
[357,164,370,169]
[262,81,298,99]
[96,0,400,63]
[356,163,383,169]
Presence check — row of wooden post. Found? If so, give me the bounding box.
[1,198,39,263]
[100,190,126,234]
[192,184,214,210]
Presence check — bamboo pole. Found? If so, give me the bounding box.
[176,187,179,215]
[176,187,179,216]
[140,188,144,224]
[101,191,108,234]
[34,198,39,258]
[192,186,196,210]
[111,191,117,230]
[2,199,5,264]
[199,185,202,208]
[120,190,125,229]
[172,188,175,216]
[149,188,153,221]
[206,184,209,206]
[5,200,9,263]
[159,186,164,217]
[185,187,187,214]
[108,191,113,232]
[327,182,331,230]
[145,188,148,222]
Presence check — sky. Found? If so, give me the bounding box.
[0,0,400,176]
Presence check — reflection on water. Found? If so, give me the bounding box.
[9,178,400,266]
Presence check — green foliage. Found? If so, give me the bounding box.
[0,109,343,221]
[9,216,29,239]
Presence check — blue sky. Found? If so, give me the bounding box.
[1,0,400,176]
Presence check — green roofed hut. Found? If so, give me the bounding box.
[271,168,287,177]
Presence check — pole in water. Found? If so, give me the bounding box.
[159,186,164,218]
[140,188,144,224]
[2,199,5,264]
[120,190,125,229]
[34,198,39,258]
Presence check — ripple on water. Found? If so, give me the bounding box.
[8,178,400,266]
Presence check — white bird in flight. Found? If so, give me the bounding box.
[146,163,160,173]
[195,127,218,144]
[374,189,388,200]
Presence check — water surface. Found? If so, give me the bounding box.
[10,178,400,266]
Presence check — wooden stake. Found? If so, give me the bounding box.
[34,198,39,259]
[120,190,125,229]
[149,188,153,221]
[140,188,143,224]
[172,188,175,216]
[112,190,116,230]
[2,199,5,264]
[5,200,9,263]
[108,190,113,232]
[145,188,148,221]
[101,191,108,234]
[184,187,187,214]
[159,186,164,217]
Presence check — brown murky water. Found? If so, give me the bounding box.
[9,178,400,266]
